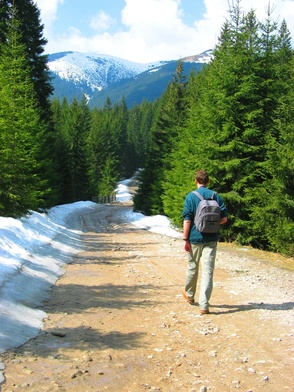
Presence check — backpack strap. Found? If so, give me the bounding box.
[193,191,217,200]
[192,191,203,200]
[212,191,217,200]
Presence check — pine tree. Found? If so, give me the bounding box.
[0,12,46,217]
[134,62,188,215]
[161,68,210,227]
[50,97,64,202]
[0,1,9,43]
[115,96,129,177]
[0,0,53,114]
[125,100,156,177]
[124,103,143,177]
[0,1,59,208]
[169,4,276,245]
[162,1,294,255]
[65,96,91,202]
[250,16,294,254]
[51,97,76,204]
[209,7,267,244]
[87,98,120,198]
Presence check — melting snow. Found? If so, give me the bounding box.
[0,177,181,356]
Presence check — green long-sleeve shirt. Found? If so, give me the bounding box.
[182,186,228,244]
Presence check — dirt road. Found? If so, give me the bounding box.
[1,198,293,392]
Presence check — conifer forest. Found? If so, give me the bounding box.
[0,0,293,256]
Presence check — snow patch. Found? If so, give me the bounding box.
[0,178,181,355]
[48,51,162,91]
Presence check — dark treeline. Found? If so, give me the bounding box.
[0,0,293,256]
[50,96,156,204]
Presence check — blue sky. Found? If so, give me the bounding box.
[35,0,294,63]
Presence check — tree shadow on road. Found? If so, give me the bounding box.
[6,325,147,360]
[42,283,164,314]
[210,301,294,314]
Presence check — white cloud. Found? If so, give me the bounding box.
[193,0,294,51]
[35,0,294,62]
[35,0,64,30]
[40,0,213,62]
[90,11,116,32]
[118,0,197,60]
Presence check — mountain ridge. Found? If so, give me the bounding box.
[48,50,213,107]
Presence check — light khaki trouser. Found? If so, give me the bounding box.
[185,241,217,310]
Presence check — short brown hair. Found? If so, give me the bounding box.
[196,169,209,185]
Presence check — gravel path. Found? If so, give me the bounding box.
[1,200,293,392]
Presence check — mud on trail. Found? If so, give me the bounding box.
[1,198,293,392]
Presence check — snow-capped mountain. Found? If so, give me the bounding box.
[48,52,166,92]
[48,50,213,107]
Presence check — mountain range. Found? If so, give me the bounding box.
[48,50,213,108]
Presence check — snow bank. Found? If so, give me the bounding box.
[0,179,181,355]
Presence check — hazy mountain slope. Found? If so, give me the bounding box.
[90,60,204,108]
[48,50,212,107]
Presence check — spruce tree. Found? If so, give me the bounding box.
[250,16,294,254]
[124,103,142,177]
[162,1,294,255]
[0,0,59,208]
[65,96,91,202]
[87,99,120,198]
[0,13,46,217]
[125,100,156,177]
[0,0,53,114]
[51,97,75,204]
[0,1,9,43]
[134,61,188,215]
[161,68,210,227]
[87,107,103,197]
[115,96,129,177]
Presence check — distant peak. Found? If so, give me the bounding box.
[181,49,213,64]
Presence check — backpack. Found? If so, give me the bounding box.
[192,191,221,233]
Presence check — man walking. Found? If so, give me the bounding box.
[182,169,228,314]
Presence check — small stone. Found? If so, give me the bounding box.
[199,386,207,392]
[71,370,83,378]
[51,330,66,337]
[114,363,127,369]
[263,376,269,381]
[82,355,93,362]
[248,367,256,373]
[23,369,33,375]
